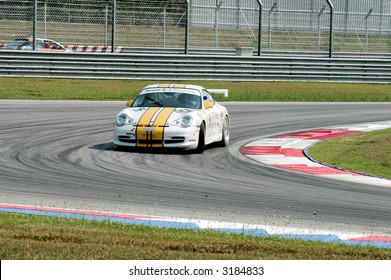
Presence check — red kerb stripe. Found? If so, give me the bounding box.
[274,129,361,140]
[240,146,305,157]
[272,164,363,175]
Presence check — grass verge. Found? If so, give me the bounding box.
[1,77,391,102]
[1,212,390,260]
[308,128,391,179]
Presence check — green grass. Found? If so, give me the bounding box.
[1,212,390,260]
[308,128,391,179]
[1,77,391,102]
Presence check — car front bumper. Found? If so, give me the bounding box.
[114,125,200,150]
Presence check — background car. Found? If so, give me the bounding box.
[3,37,67,52]
[114,84,230,153]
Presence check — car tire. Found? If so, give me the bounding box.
[219,116,229,147]
[196,123,205,154]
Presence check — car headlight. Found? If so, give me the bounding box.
[171,115,193,128]
[115,113,133,127]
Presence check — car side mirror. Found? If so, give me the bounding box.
[203,101,213,109]
[126,100,134,107]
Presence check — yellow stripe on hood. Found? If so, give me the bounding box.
[136,107,159,147]
[138,107,160,126]
[151,108,175,147]
[136,107,175,148]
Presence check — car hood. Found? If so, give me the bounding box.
[118,107,204,126]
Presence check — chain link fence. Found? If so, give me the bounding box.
[0,0,188,50]
[190,0,260,52]
[0,0,390,57]
[255,0,391,55]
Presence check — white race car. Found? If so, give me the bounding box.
[114,84,229,153]
[3,37,67,52]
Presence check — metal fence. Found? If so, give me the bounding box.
[0,0,390,57]
[0,0,188,50]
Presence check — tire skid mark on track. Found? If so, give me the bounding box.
[1,101,391,249]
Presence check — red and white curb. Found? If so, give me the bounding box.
[0,203,390,248]
[64,45,124,53]
[240,121,391,188]
[0,44,123,52]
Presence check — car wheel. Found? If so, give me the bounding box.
[196,123,205,154]
[219,116,229,147]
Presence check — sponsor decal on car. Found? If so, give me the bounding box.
[175,108,191,114]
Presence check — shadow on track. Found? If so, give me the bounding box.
[89,142,224,155]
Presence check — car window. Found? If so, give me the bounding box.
[5,41,22,47]
[21,42,33,48]
[51,42,64,50]
[178,93,201,109]
[132,91,201,109]
[36,41,46,48]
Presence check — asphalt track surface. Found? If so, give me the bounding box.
[1,100,390,236]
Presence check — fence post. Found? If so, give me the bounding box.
[318,5,326,51]
[256,0,263,56]
[380,0,384,34]
[105,0,109,46]
[111,0,116,53]
[326,0,334,58]
[185,0,189,54]
[365,7,373,52]
[268,2,277,50]
[163,2,168,48]
[43,0,47,38]
[344,0,349,35]
[214,1,223,48]
[33,0,37,51]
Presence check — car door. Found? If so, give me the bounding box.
[202,90,219,143]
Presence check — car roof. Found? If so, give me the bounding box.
[13,37,61,43]
[143,84,205,91]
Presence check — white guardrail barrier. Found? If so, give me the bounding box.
[0,51,390,83]
[208,89,229,97]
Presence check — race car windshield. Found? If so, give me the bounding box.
[132,91,202,109]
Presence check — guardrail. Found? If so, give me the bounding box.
[0,51,390,83]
